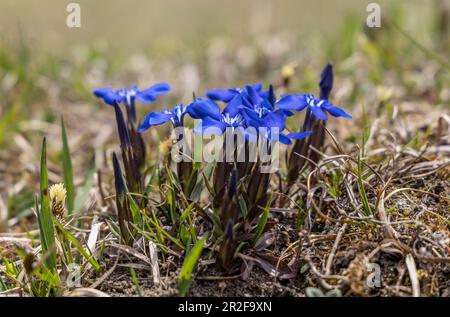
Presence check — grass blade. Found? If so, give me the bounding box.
[252,194,272,245]
[38,137,57,271]
[61,116,75,213]
[356,153,372,216]
[178,235,206,296]
[52,216,101,271]
[129,267,141,296]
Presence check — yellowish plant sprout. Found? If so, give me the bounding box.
[49,183,66,218]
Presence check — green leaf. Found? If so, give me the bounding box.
[129,267,141,296]
[251,193,272,245]
[178,235,206,296]
[128,193,142,225]
[238,195,248,219]
[37,137,57,271]
[202,171,214,196]
[52,216,101,271]
[61,116,75,213]
[356,152,372,216]
[180,203,195,223]
[148,213,184,250]
[0,274,7,291]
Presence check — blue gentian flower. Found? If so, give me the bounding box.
[206,83,265,103]
[192,83,310,144]
[94,83,171,122]
[193,112,245,135]
[139,104,187,132]
[216,83,293,120]
[217,84,273,118]
[240,108,311,144]
[94,83,171,106]
[276,64,351,121]
[187,97,252,137]
[276,94,352,120]
[220,84,305,144]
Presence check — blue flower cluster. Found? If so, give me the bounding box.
[135,83,351,145]
[93,79,351,145]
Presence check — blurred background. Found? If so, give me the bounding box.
[0,0,448,227]
[0,0,447,99]
[0,0,441,55]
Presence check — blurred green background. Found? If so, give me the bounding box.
[0,0,441,56]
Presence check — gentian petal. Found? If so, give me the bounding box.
[147,82,171,95]
[244,85,264,105]
[136,82,171,104]
[252,83,263,92]
[240,93,254,108]
[138,111,174,132]
[262,111,286,131]
[186,98,222,120]
[322,103,352,119]
[239,107,264,128]
[309,105,328,121]
[260,98,274,111]
[285,131,313,140]
[206,89,236,102]
[224,95,245,117]
[276,94,308,111]
[94,88,120,106]
[94,88,112,98]
[278,133,293,145]
[259,90,270,100]
[135,92,157,104]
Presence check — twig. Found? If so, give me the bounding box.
[325,223,347,275]
[405,254,420,297]
[305,256,349,290]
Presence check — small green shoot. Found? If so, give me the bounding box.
[61,116,75,213]
[37,137,57,271]
[178,235,206,296]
